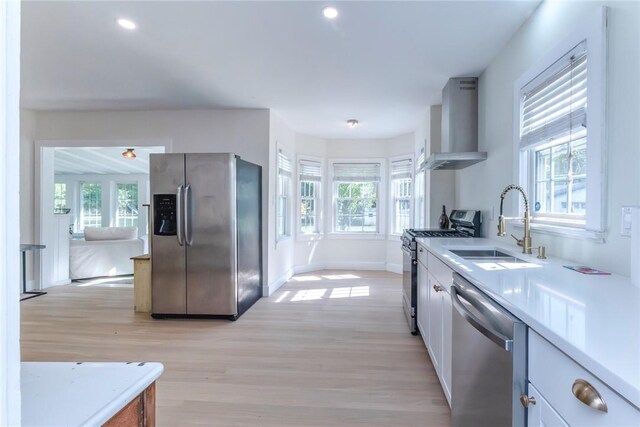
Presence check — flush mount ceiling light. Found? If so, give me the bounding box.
[122,148,137,159]
[347,119,359,128]
[117,18,137,30]
[322,6,338,19]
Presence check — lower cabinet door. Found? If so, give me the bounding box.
[527,382,569,427]
[441,288,452,406]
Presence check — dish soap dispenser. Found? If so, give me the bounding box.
[439,205,450,229]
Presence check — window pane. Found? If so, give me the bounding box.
[571,138,587,177]
[552,144,569,179]
[81,183,102,230]
[571,178,587,215]
[552,180,568,214]
[116,183,139,228]
[54,183,66,212]
[334,181,378,233]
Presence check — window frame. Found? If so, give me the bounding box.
[296,155,324,239]
[512,7,607,239]
[389,154,414,237]
[328,158,386,239]
[276,145,293,243]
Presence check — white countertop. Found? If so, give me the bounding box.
[21,361,164,427]
[416,237,640,409]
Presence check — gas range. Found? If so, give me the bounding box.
[401,210,482,250]
[401,209,481,335]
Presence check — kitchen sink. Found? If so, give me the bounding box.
[449,249,527,263]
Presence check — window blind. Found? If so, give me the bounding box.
[299,159,321,182]
[278,149,292,177]
[520,41,587,149]
[332,162,381,182]
[391,158,412,179]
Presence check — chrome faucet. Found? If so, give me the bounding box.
[497,184,533,255]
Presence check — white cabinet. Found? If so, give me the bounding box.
[427,272,443,374]
[417,261,429,341]
[416,243,453,406]
[51,214,71,286]
[441,285,452,401]
[526,382,569,427]
[528,330,640,426]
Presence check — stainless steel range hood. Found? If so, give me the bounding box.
[425,78,487,170]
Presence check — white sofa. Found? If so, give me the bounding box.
[69,227,147,279]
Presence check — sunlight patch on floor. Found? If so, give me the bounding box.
[291,275,322,282]
[291,288,327,301]
[329,286,370,299]
[321,274,361,280]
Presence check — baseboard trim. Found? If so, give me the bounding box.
[386,263,402,274]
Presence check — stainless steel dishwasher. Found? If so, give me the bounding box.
[451,272,527,427]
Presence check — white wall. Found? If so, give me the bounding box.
[1,0,22,423]
[20,109,37,286]
[22,109,271,287]
[457,1,640,276]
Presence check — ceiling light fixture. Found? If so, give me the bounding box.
[322,7,338,19]
[117,18,137,30]
[347,119,359,128]
[122,148,137,159]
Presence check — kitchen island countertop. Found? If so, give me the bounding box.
[21,361,163,427]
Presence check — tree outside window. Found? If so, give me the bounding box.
[116,183,139,227]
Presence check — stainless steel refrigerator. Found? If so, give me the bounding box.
[149,153,262,319]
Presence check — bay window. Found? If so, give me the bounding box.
[390,157,413,235]
[332,162,382,234]
[298,158,322,235]
[277,148,292,240]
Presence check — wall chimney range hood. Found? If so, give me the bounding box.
[424,78,487,170]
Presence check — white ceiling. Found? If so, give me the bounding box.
[21,1,540,139]
[54,147,164,175]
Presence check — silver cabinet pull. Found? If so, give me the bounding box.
[572,379,608,413]
[433,284,443,292]
[519,393,536,407]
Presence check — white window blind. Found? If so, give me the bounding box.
[299,159,321,182]
[520,41,587,149]
[391,158,412,179]
[333,163,381,182]
[278,149,292,177]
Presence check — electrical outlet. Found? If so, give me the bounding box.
[621,206,634,237]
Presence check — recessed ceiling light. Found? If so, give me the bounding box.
[347,119,359,128]
[322,7,338,19]
[117,18,137,30]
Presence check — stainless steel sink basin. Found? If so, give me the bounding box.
[449,249,527,263]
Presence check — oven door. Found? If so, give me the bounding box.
[401,245,417,334]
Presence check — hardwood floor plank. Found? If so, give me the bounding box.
[21,270,451,426]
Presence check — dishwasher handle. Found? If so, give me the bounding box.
[451,284,513,352]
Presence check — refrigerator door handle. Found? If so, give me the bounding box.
[176,185,184,246]
[185,184,193,246]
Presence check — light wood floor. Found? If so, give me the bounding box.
[21,270,451,426]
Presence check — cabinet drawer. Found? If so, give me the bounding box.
[417,244,428,267]
[529,331,640,426]
[427,252,453,291]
